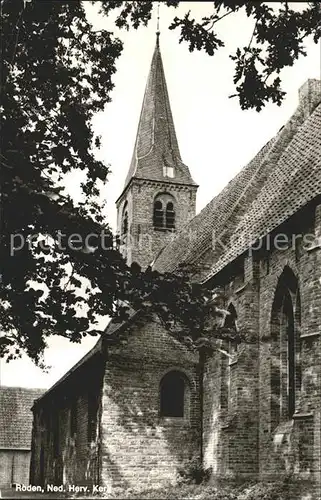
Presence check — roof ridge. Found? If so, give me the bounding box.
[0,386,44,392]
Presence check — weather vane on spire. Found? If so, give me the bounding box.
[156,1,160,45]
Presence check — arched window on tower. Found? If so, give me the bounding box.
[153,200,164,229]
[153,193,176,231]
[166,202,175,229]
[271,266,301,428]
[160,370,187,418]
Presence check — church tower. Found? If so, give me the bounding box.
[116,34,198,269]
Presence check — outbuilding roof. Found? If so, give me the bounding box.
[0,386,43,449]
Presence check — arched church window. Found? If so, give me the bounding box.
[160,371,186,417]
[153,200,164,228]
[166,202,175,229]
[224,304,237,331]
[220,304,238,411]
[122,212,128,235]
[271,267,301,428]
[225,303,238,351]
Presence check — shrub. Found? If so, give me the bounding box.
[177,456,212,485]
[237,481,290,500]
[120,476,317,500]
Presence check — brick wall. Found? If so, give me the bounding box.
[30,353,105,489]
[203,254,260,479]
[257,200,321,487]
[100,318,200,493]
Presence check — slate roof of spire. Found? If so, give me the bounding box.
[154,80,321,281]
[123,37,197,190]
[0,386,44,449]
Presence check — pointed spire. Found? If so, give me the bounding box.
[123,35,197,189]
[156,2,160,46]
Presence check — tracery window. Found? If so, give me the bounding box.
[271,266,301,427]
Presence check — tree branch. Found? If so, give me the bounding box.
[247,18,258,51]
[205,10,234,31]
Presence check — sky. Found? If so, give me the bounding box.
[1,1,320,390]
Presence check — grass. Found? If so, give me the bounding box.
[119,478,319,500]
[1,479,318,500]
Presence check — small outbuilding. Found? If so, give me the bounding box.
[0,386,43,488]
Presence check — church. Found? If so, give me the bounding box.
[30,34,321,497]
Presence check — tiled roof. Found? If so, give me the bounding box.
[154,80,321,281]
[207,103,321,280]
[0,386,43,449]
[123,37,197,192]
